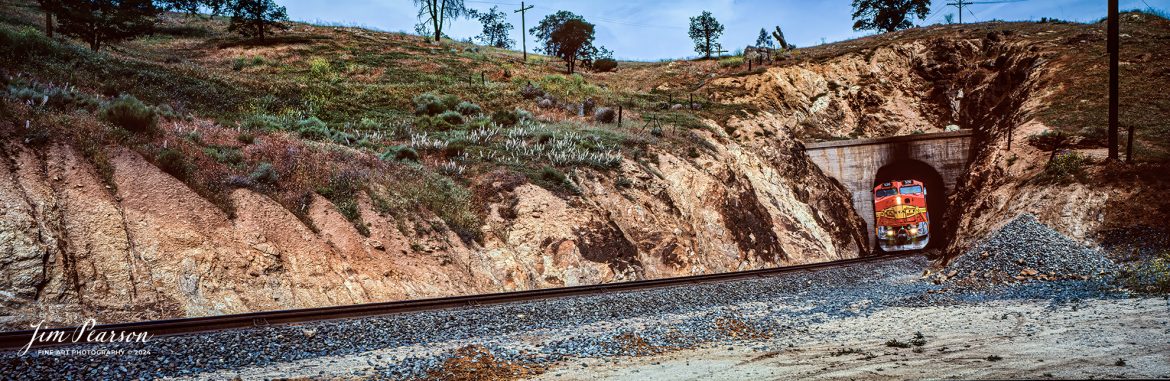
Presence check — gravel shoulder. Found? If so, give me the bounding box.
[531,298,1170,380]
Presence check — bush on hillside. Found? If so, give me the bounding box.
[520,83,544,99]
[437,110,465,125]
[592,58,618,72]
[381,145,419,162]
[1037,150,1089,183]
[240,113,285,131]
[156,148,189,179]
[491,109,519,126]
[296,116,330,140]
[100,95,157,133]
[593,107,616,123]
[249,162,279,184]
[455,101,482,116]
[1119,252,1170,294]
[718,56,744,68]
[413,93,460,116]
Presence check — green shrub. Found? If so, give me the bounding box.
[237,132,256,144]
[100,95,157,133]
[1037,150,1088,183]
[718,56,745,68]
[0,26,56,63]
[381,145,419,162]
[240,113,286,131]
[537,74,604,100]
[1118,252,1170,294]
[415,115,457,131]
[413,93,461,116]
[592,58,618,72]
[1078,125,1107,145]
[204,147,243,165]
[540,166,566,182]
[444,138,471,157]
[455,101,482,116]
[437,110,465,125]
[1027,130,1069,151]
[296,117,330,140]
[491,109,519,126]
[156,148,189,179]
[249,162,279,184]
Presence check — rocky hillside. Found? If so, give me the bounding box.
[1,0,1167,329]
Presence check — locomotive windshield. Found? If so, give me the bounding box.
[899,185,923,194]
[875,188,897,198]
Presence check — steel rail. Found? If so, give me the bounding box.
[0,253,919,351]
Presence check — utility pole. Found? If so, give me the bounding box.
[947,0,968,24]
[515,1,534,62]
[1108,0,1119,161]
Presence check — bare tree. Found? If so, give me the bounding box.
[413,0,468,42]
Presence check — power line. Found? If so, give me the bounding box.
[944,0,1027,23]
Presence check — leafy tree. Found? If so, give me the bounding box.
[45,0,160,51]
[851,0,930,33]
[530,10,581,50]
[755,28,773,48]
[531,11,602,74]
[549,19,594,74]
[688,11,724,59]
[159,0,229,17]
[771,26,794,50]
[413,0,468,42]
[227,0,288,40]
[473,6,513,48]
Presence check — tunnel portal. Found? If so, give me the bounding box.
[802,130,974,253]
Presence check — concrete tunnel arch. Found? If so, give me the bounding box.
[872,159,949,252]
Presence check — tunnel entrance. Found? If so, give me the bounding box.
[872,158,948,252]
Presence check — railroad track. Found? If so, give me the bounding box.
[0,253,920,352]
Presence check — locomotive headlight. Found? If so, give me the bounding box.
[909,228,918,235]
[886,230,895,237]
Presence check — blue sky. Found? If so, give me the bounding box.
[283,0,1169,61]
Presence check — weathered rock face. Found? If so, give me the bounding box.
[0,118,864,328]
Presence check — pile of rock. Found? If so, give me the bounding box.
[934,214,1117,286]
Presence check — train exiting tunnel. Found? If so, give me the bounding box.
[872,159,948,251]
[802,130,974,254]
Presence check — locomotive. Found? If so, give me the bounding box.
[873,179,930,252]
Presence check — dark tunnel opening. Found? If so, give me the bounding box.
[872,158,948,253]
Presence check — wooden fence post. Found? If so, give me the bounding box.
[618,106,623,127]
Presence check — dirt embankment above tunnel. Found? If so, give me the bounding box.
[709,17,1170,261]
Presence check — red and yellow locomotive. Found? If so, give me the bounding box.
[873,179,930,252]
